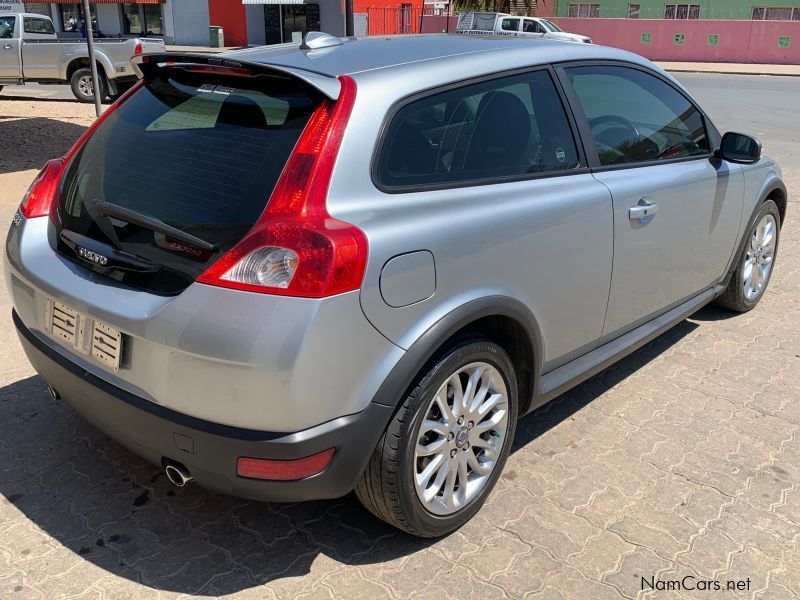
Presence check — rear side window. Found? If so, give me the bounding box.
[24,18,54,34]
[501,18,519,31]
[56,70,320,295]
[565,65,709,166]
[375,70,580,190]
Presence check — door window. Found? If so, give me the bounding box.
[523,20,545,33]
[500,18,519,31]
[0,17,15,39]
[565,65,709,166]
[375,70,580,189]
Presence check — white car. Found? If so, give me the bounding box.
[456,12,592,43]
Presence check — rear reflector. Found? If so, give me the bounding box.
[237,448,335,481]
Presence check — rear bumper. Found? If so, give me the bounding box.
[14,310,392,502]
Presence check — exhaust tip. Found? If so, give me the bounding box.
[164,462,193,487]
[47,385,60,400]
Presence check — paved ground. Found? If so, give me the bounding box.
[0,74,799,599]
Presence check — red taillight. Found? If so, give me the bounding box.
[134,42,143,55]
[197,75,368,298]
[19,159,65,219]
[237,448,335,481]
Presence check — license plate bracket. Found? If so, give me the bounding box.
[45,299,123,371]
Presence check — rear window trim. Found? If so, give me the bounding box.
[370,64,589,195]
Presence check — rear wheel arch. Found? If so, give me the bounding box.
[370,297,542,417]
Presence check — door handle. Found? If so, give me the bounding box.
[629,202,659,221]
[3,44,15,50]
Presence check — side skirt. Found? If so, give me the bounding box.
[528,286,721,414]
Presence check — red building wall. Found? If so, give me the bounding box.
[208,0,249,47]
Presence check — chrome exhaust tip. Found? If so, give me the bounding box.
[164,462,193,487]
[47,385,60,400]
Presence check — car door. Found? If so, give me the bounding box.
[360,68,614,372]
[0,15,21,79]
[522,19,546,38]
[558,63,744,339]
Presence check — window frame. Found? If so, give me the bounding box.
[751,6,799,20]
[553,60,720,172]
[568,3,601,18]
[664,3,702,19]
[23,17,55,35]
[628,4,641,18]
[370,65,590,194]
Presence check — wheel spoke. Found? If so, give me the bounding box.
[462,366,483,408]
[444,460,458,511]
[424,457,450,503]
[448,374,465,417]
[421,418,449,437]
[416,435,447,457]
[432,390,455,425]
[467,450,492,476]
[417,453,444,489]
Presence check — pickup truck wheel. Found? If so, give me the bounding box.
[71,67,107,103]
[356,336,518,537]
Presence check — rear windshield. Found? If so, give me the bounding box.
[55,69,320,295]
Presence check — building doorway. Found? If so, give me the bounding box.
[264,3,320,45]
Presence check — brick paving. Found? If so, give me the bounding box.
[1,95,798,599]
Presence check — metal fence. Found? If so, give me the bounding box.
[367,7,438,36]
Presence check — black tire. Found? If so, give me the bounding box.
[356,336,518,537]
[70,67,107,103]
[715,199,781,312]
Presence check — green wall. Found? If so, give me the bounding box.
[555,0,800,19]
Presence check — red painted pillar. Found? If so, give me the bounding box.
[208,0,249,47]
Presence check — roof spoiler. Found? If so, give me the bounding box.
[131,53,342,100]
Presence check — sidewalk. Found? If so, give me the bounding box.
[656,61,800,76]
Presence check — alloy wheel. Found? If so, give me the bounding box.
[413,361,509,516]
[742,213,777,301]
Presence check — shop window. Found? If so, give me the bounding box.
[60,4,97,34]
[122,4,142,34]
[567,3,600,17]
[628,4,640,18]
[143,5,163,35]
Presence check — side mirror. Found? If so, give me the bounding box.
[716,132,762,164]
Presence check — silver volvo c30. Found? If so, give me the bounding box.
[5,33,786,537]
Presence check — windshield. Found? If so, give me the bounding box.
[55,69,321,295]
[541,19,562,32]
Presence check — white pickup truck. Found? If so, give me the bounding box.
[456,12,592,44]
[0,12,164,102]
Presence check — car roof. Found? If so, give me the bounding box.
[225,34,654,79]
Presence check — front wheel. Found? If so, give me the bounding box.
[70,67,107,103]
[356,337,518,537]
[716,199,781,312]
